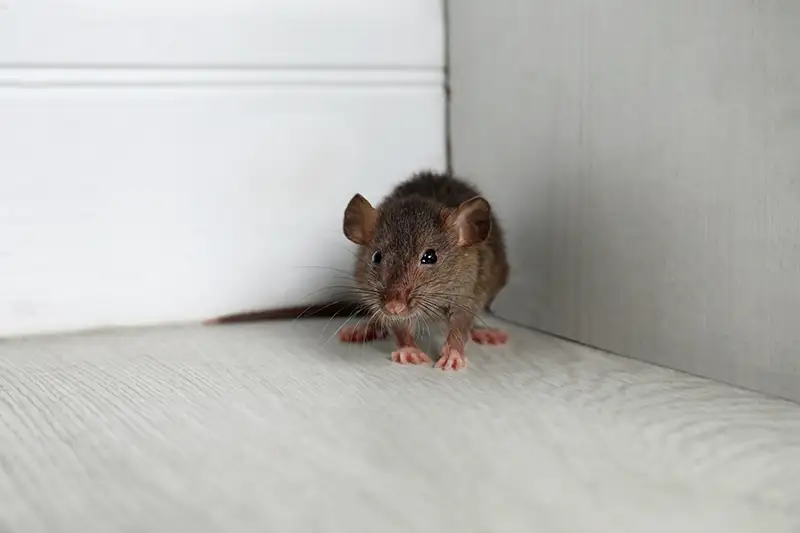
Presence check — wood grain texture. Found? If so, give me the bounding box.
[0,321,799,532]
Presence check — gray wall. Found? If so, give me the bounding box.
[450,0,800,401]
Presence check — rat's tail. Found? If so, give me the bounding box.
[204,301,365,325]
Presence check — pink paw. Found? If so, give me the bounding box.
[391,347,432,365]
[471,328,508,345]
[339,325,387,343]
[435,345,467,371]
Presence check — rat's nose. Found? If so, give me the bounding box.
[384,300,408,315]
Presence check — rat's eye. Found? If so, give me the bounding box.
[371,251,382,264]
[420,249,437,265]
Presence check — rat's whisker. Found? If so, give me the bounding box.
[288,287,375,322]
[293,284,374,306]
[415,296,492,330]
[322,308,364,347]
[424,291,486,304]
[294,265,360,279]
[320,301,360,333]
[416,301,448,326]
[292,299,346,323]
[359,312,382,354]
[446,304,492,330]
[417,303,447,344]
[345,313,367,356]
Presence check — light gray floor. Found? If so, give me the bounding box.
[1,319,799,533]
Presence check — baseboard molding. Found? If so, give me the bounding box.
[0,67,445,88]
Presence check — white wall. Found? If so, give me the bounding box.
[0,1,445,337]
[450,0,800,401]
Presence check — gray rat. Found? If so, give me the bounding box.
[341,170,509,370]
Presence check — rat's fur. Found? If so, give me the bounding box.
[342,171,509,369]
[208,170,509,370]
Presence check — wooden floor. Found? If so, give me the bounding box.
[1,319,799,533]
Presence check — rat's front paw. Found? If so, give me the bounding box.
[436,345,467,371]
[340,325,387,343]
[391,347,432,365]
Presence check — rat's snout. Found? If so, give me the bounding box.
[384,300,407,316]
[383,287,411,316]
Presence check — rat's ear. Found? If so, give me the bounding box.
[343,194,378,245]
[448,196,492,247]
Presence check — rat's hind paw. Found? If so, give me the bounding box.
[391,347,432,365]
[339,325,387,343]
[436,345,467,371]
[471,328,508,345]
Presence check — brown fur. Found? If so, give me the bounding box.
[206,171,509,360]
[343,170,509,332]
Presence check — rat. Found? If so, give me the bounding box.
[339,170,509,370]
[207,170,509,371]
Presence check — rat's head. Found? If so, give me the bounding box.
[342,193,491,323]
